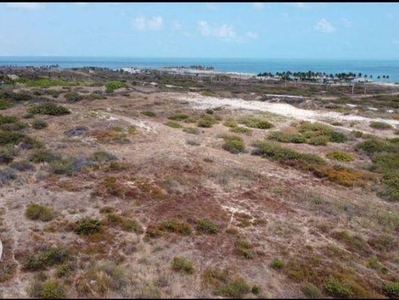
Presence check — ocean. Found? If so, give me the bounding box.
[1,56,398,83]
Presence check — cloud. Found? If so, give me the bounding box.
[133,16,163,31]
[206,3,218,10]
[4,3,44,10]
[172,20,182,31]
[197,21,236,40]
[73,3,89,6]
[315,18,336,33]
[246,31,258,39]
[341,17,353,28]
[252,3,265,10]
[290,3,306,8]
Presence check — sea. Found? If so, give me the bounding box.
[1,56,399,83]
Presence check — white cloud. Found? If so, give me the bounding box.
[252,3,265,10]
[172,20,182,31]
[4,3,44,10]
[197,21,237,40]
[246,31,258,39]
[315,18,336,33]
[341,17,353,28]
[73,3,89,6]
[290,3,306,8]
[206,3,218,10]
[133,16,163,31]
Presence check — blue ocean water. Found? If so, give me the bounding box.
[1,56,398,83]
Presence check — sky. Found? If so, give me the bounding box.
[0,2,398,59]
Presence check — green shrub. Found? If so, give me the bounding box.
[121,219,143,233]
[159,219,192,236]
[239,116,274,129]
[29,278,67,299]
[382,281,399,297]
[168,113,189,121]
[370,121,393,130]
[171,257,195,274]
[326,151,354,162]
[28,149,61,163]
[38,279,67,299]
[105,81,127,92]
[28,103,70,116]
[141,111,156,117]
[91,150,118,163]
[270,258,284,269]
[197,115,217,128]
[164,121,182,128]
[0,99,11,110]
[224,118,238,128]
[23,246,69,271]
[324,275,354,298]
[64,92,83,103]
[31,119,48,130]
[214,278,251,298]
[251,285,260,295]
[234,239,254,259]
[308,135,330,146]
[25,203,54,222]
[75,217,102,235]
[220,134,245,154]
[330,131,348,143]
[182,127,201,135]
[301,282,322,298]
[196,218,218,234]
[229,126,252,135]
[268,131,306,143]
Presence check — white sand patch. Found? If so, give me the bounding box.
[176,92,399,127]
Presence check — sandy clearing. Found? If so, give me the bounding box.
[175,92,399,128]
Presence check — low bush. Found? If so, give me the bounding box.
[10,161,35,172]
[31,119,48,130]
[239,116,274,129]
[326,151,354,162]
[202,267,251,298]
[105,81,127,92]
[74,217,102,235]
[220,134,245,154]
[28,149,61,163]
[171,256,195,274]
[382,281,399,297]
[224,118,238,128]
[23,246,69,271]
[0,99,11,110]
[183,127,201,135]
[234,238,254,259]
[268,131,306,143]
[91,150,118,163]
[64,92,83,103]
[168,112,189,121]
[141,111,156,117]
[29,279,67,299]
[370,121,393,130]
[301,282,322,298]
[324,276,354,298]
[25,203,54,222]
[270,258,284,269]
[230,126,252,135]
[196,218,218,234]
[0,167,17,186]
[164,120,182,128]
[28,103,70,116]
[197,115,217,128]
[159,219,192,236]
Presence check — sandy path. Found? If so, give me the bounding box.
[175,92,399,127]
